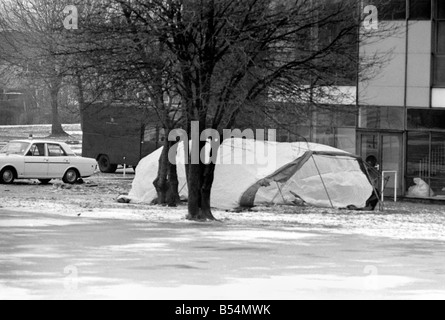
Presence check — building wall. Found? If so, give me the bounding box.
[359,21,407,107]
[406,21,432,108]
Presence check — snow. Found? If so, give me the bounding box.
[62,274,417,300]
[1,174,445,242]
[2,127,445,300]
[1,196,445,300]
[4,196,445,242]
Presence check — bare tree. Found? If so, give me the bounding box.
[72,0,184,206]
[110,0,395,221]
[0,0,80,135]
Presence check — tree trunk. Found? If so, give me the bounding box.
[153,139,169,205]
[201,162,216,217]
[153,135,181,206]
[186,162,216,221]
[167,160,180,207]
[50,88,67,136]
[186,138,217,221]
[167,139,180,207]
[76,74,86,131]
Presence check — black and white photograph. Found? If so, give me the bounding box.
[0,0,444,302]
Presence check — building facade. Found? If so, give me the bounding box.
[357,0,444,199]
[280,0,445,199]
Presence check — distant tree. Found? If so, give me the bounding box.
[0,0,79,135]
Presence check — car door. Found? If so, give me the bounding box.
[24,143,49,178]
[47,143,70,178]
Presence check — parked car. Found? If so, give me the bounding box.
[0,140,97,185]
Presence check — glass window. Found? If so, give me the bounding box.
[48,144,67,157]
[385,0,407,20]
[407,132,429,177]
[27,143,45,157]
[406,132,445,198]
[434,55,445,84]
[434,1,445,87]
[382,135,403,194]
[366,0,406,20]
[437,22,445,53]
[361,134,379,165]
[410,0,431,20]
[3,142,31,156]
[289,126,310,143]
[438,0,445,19]
[337,107,357,127]
[408,109,445,130]
[314,127,335,147]
[336,128,356,154]
[359,106,404,130]
[314,110,334,127]
[314,107,357,128]
[430,133,445,180]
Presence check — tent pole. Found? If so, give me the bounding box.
[276,182,288,205]
[311,155,335,209]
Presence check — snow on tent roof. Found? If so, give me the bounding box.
[123,139,374,210]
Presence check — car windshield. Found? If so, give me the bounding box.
[1,142,30,155]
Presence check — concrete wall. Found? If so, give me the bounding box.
[359,21,407,107]
[406,21,432,108]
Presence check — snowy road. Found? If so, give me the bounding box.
[1,209,445,300]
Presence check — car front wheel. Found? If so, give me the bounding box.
[63,169,79,184]
[0,168,15,184]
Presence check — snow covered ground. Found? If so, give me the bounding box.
[0,124,82,141]
[1,174,445,300]
[1,174,444,242]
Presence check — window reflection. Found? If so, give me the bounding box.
[410,0,431,20]
[408,109,445,130]
[359,106,404,130]
[434,1,445,86]
[365,0,406,20]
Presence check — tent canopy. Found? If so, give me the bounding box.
[124,139,374,210]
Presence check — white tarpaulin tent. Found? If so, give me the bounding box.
[122,139,374,210]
